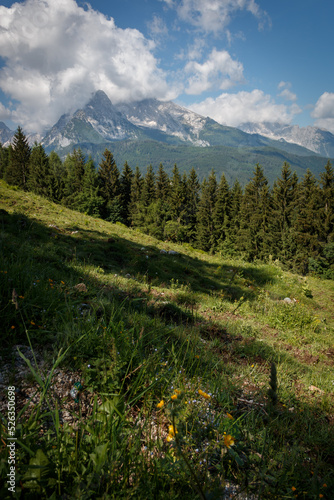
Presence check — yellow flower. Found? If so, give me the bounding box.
[198,389,211,400]
[171,394,177,401]
[30,321,35,326]
[157,400,164,408]
[168,425,178,436]
[226,413,234,420]
[319,495,323,499]
[11,325,15,330]
[292,487,297,492]
[166,434,174,442]
[223,434,235,448]
[175,389,182,395]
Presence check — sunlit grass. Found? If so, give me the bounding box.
[0,179,334,499]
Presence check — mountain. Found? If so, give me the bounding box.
[0,122,14,145]
[42,90,317,157]
[2,91,334,186]
[239,122,334,157]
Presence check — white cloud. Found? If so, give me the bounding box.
[161,0,270,35]
[0,0,174,132]
[312,92,334,133]
[188,89,301,126]
[277,81,297,102]
[185,49,244,94]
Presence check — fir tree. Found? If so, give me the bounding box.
[238,165,272,260]
[48,151,66,203]
[97,149,122,221]
[196,170,217,251]
[155,163,170,201]
[319,160,334,242]
[184,167,200,241]
[75,157,103,217]
[141,164,155,207]
[213,174,231,252]
[271,163,298,261]
[120,161,134,225]
[5,126,31,190]
[293,169,321,273]
[129,166,143,227]
[63,148,86,207]
[27,142,50,197]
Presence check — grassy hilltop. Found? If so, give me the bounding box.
[0,179,333,499]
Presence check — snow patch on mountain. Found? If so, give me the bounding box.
[239,122,334,157]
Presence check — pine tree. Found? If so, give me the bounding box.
[292,169,321,273]
[141,164,155,207]
[63,148,86,207]
[74,157,103,217]
[213,174,231,252]
[27,142,50,197]
[238,164,272,260]
[120,161,134,225]
[271,162,298,262]
[224,179,243,255]
[184,167,200,242]
[196,170,217,251]
[156,163,170,201]
[0,143,11,179]
[129,166,143,227]
[5,126,31,190]
[319,160,334,242]
[97,149,122,221]
[48,151,66,202]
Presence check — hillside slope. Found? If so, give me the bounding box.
[0,181,333,498]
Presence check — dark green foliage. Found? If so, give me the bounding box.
[120,161,134,225]
[238,165,272,260]
[268,362,278,408]
[27,142,50,197]
[196,170,217,251]
[213,174,231,252]
[48,151,66,202]
[5,126,31,190]
[98,149,122,221]
[156,162,170,201]
[271,163,299,262]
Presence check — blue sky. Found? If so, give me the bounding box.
[0,0,333,134]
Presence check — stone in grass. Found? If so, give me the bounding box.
[168,250,179,255]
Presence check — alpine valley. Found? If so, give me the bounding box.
[2,90,334,184]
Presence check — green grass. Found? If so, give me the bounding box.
[0,179,333,499]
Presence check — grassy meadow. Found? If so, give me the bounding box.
[0,178,333,499]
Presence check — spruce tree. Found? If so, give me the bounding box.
[185,167,200,242]
[271,162,298,262]
[97,149,122,221]
[156,163,170,201]
[319,160,334,242]
[120,161,134,225]
[5,126,31,190]
[196,170,217,251]
[63,148,86,207]
[225,179,243,255]
[292,169,321,273]
[75,157,103,217]
[213,174,231,252]
[48,151,66,203]
[141,164,155,207]
[129,166,143,227]
[238,164,272,260]
[27,142,50,197]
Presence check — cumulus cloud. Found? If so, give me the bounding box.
[185,49,244,94]
[312,92,334,133]
[0,0,173,132]
[277,81,297,102]
[160,0,270,35]
[188,89,301,127]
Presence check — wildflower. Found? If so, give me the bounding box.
[226,413,234,420]
[223,434,235,448]
[171,394,177,401]
[157,400,164,408]
[166,434,174,442]
[323,484,327,488]
[30,321,35,326]
[319,495,323,499]
[198,389,211,400]
[61,281,65,285]
[11,325,15,329]
[175,389,182,395]
[19,295,24,299]
[168,425,178,436]
[292,487,297,492]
